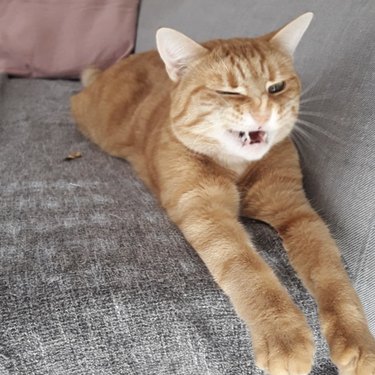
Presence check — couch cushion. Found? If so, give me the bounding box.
[0,75,337,374]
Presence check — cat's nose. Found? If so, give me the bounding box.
[252,113,270,126]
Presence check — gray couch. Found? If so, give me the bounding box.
[1,1,374,374]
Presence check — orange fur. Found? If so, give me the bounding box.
[71,16,375,375]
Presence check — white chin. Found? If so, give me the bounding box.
[227,142,271,161]
[221,134,272,162]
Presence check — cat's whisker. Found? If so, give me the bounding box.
[295,119,345,145]
[299,110,339,124]
[291,129,319,152]
[300,74,323,98]
[291,130,308,149]
[292,125,315,144]
[299,95,331,105]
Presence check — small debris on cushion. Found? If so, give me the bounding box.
[64,151,82,161]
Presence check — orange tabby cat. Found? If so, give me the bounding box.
[71,13,375,375]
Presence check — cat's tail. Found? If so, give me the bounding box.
[81,66,102,87]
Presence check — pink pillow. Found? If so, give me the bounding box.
[0,0,139,78]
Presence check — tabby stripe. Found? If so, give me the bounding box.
[236,63,246,80]
[252,44,267,77]
[183,111,212,127]
[227,70,238,88]
[172,86,205,122]
[259,58,267,75]
[251,43,266,61]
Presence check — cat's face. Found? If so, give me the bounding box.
[170,41,300,164]
[157,13,312,167]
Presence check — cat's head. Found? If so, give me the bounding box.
[156,13,313,166]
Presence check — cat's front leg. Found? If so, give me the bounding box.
[243,181,375,375]
[164,176,314,375]
[282,215,375,375]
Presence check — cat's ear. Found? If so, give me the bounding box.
[156,28,208,82]
[270,12,313,56]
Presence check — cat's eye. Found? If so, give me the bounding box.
[268,81,286,94]
[215,90,242,96]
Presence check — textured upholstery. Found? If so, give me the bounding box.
[0,77,334,374]
[0,1,374,374]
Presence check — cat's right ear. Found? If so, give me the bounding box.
[156,28,208,82]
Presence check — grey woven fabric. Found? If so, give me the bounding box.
[0,76,337,374]
[136,0,375,333]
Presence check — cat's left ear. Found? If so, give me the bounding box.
[156,28,208,82]
[270,12,314,56]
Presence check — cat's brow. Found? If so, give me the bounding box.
[226,70,238,88]
[235,62,247,80]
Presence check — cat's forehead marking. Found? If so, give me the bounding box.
[213,41,281,86]
[227,70,239,88]
[235,62,246,81]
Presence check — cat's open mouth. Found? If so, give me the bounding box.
[228,130,267,146]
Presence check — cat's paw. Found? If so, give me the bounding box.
[327,323,375,375]
[252,317,314,375]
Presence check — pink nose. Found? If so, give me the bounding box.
[253,113,270,125]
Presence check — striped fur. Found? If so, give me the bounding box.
[71,21,375,375]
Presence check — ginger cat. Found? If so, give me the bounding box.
[71,13,375,375]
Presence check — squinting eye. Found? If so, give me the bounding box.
[268,81,286,94]
[215,90,241,96]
